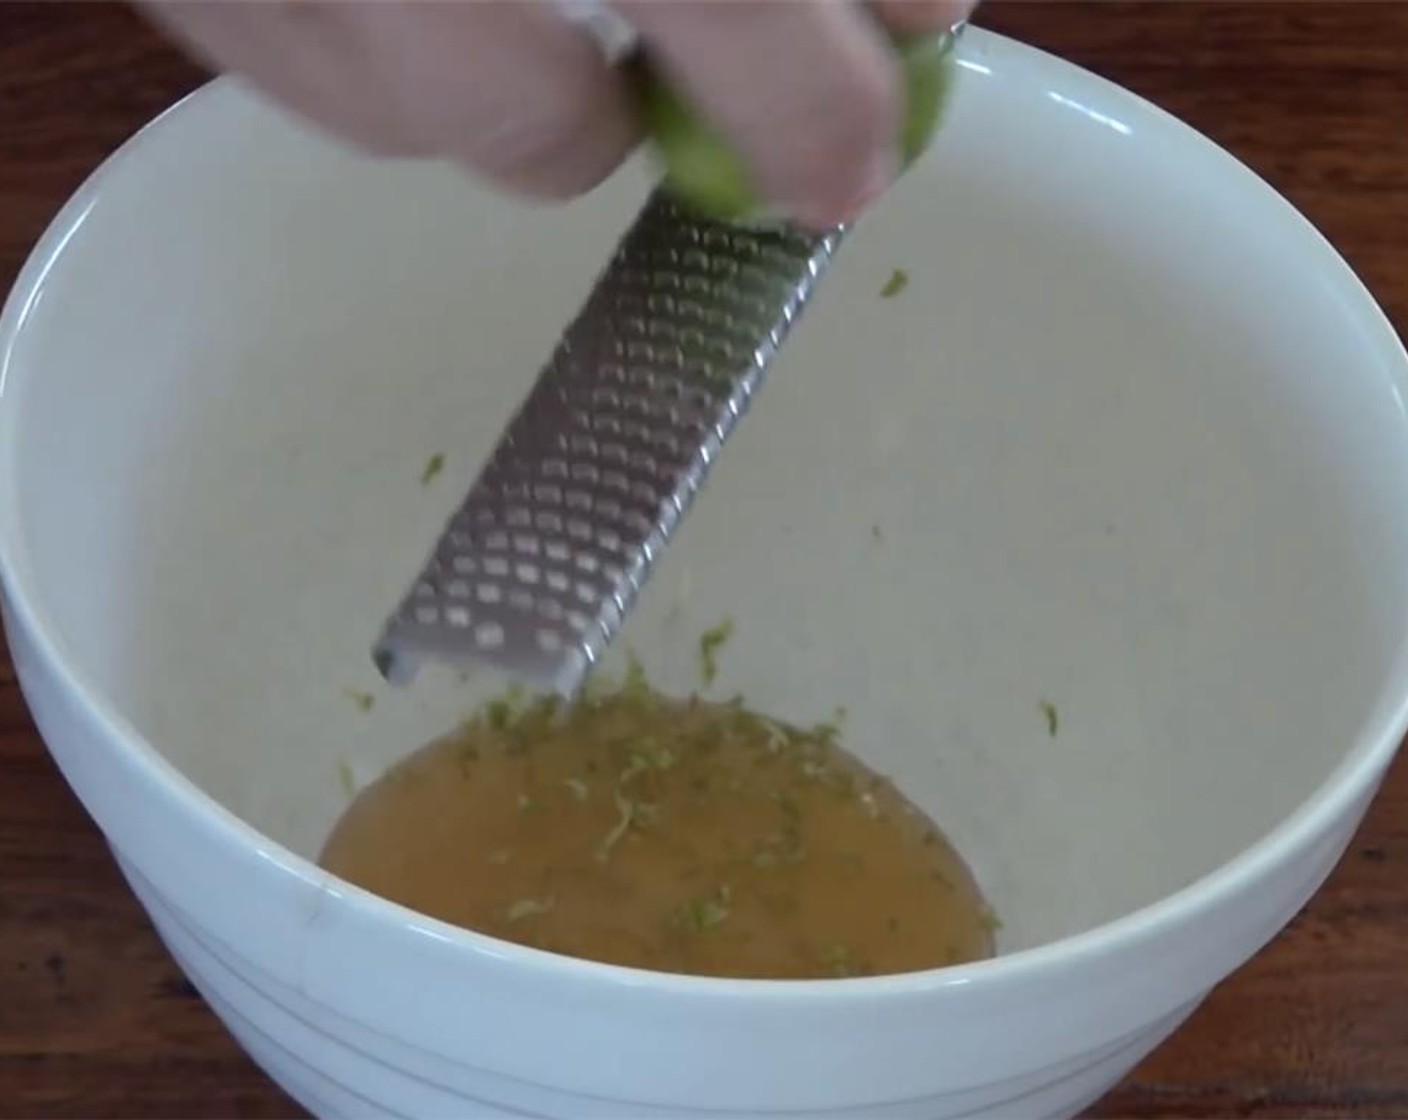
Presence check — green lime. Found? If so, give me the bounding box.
[894,31,959,167]
[628,28,961,224]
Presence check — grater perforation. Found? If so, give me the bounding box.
[375,188,844,694]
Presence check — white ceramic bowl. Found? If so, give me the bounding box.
[5,28,1408,1120]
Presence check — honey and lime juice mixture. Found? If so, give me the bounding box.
[321,657,996,980]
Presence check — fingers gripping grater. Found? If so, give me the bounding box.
[374,189,844,695]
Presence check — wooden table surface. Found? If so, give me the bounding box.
[4,2,1408,1117]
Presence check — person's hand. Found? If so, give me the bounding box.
[137,1,973,227]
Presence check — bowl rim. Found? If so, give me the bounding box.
[4,28,1408,1004]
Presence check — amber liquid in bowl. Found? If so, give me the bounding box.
[321,666,995,980]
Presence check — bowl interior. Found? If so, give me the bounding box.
[6,36,1408,957]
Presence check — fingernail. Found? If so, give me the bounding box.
[835,151,898,224]
[795,152,896,230]
[856,151,898,209]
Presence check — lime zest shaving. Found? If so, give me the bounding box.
[505,896,555,923]
[1039,700,1059,738]
[822,942,855,977]
[881,269,909,298]
[622,649,650,698]
[344,688,374,713]
[698,618,734,686]
[420,453,445,486]
[597,789,637,863]
[676,885,731,933]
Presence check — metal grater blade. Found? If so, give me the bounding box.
[374,187,844,695]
